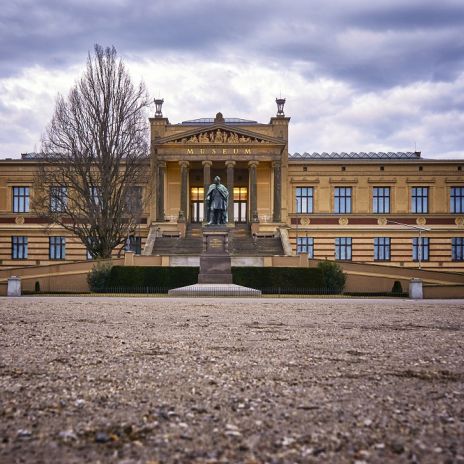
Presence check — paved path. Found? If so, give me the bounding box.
[0,297,463,463]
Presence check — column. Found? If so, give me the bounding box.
[272,161,282,222]
[225,161,235,225]
[179,161,189,222]
[248,161,259,223]
[156,161,166,221]
[202,161,212,223]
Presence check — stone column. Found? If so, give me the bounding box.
[248,161,259,223]
[272,161,282,222]
[225,161,235,225]
[179,161,189,222]
[202,161,212,223]
[156,161,166,221]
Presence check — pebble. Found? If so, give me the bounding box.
[95,432,110,443]
[1,298,462,463]
[58,430,77,441]
[16,429,31,439]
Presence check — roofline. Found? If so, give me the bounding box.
[288,158,464,164]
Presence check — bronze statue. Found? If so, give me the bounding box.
[206,176,229,225]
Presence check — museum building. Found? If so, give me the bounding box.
[0,98,463,272]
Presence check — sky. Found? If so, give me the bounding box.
[1,0,464,159]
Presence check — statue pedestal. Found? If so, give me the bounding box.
[168,224,262,296]
[198,227,232,284]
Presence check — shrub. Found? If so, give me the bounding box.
[87,262,113,291]
[391,280,403,294]
[107,266,199,289]
[317,260,346,292]
[232,267,324,290]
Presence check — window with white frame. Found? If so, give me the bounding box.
[334,187,352,213]
[450,187,464,213]
[411,187,429,213]
[12,186,30,213]
[374,237,390,261]
[50,186,67,212]
[412,237,429,261]
[452,237,464,261]
[296,236,314,257]
[49,236,66,260]
[335,237,352,260]
[296,187,313,213]
[90,186,101,206]
[373,187,390,213]
[11,236,28,259]
[125,235,142,254]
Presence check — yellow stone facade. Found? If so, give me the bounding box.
[0,104,463,272]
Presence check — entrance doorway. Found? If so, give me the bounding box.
[190,187,204,222]
[234,187,248,223]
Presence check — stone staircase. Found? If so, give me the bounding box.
[151,223,284,256]
[151,224,203,255]
[229,224,284,256]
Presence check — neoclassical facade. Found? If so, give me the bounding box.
[0,99,463,272]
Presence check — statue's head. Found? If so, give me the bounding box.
[214,176,220,184]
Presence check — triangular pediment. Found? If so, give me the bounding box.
[156,123,285,146]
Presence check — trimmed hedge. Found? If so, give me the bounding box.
[104,266,326,291]
[232,267,324,290]
[108,266,199,289]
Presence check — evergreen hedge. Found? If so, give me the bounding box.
[103,265,339,292]
[108,266,199,289]
[232,267,324,290]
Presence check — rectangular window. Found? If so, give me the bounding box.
[91,186,101,206]
[125,235,142,254]
[373,187,390,213]
[296,187,313,213]
[412,237,430,261]
[50,186,67,212]
[452,237,464,261]
[126,186,143,214]
[11,236,28,259]
[450,187,464,213]
[411,187,429,213]
[12,187,30,213]
[334,187,352,213]
[296,237,314,257]
[335,237,352,260]
[86,237,95,260]
[374,237,391,261]
[49,236,66,260]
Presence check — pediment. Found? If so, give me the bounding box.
[156,123,285,146]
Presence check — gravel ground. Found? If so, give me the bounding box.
[0,297,463,464]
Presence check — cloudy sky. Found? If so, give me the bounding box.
[1,0,464,159]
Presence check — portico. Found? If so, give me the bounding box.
[150,104,289,232]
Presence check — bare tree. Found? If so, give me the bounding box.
[33,44,150,259]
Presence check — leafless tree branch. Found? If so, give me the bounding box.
[33,44,151,259]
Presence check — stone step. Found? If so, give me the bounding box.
[152,224,284,256]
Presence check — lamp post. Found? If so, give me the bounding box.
[385,220,431,270]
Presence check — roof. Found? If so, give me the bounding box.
[21,152,41,160]
[289,151,421,160]
[180,117,258,125]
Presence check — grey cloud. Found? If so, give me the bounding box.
[2,0,464,91]
[1,0,464,158]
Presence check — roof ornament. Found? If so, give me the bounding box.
[214,112,225,123]
[154,98,164,118]
[275,97,286,116]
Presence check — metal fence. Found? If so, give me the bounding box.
[23,285,408,298]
